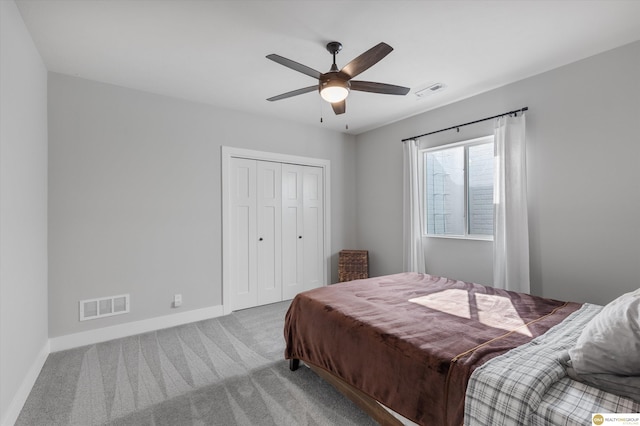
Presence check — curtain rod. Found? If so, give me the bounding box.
[401,107,528,142]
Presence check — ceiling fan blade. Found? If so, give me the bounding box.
[341,42,394,79]
[331,100,346,115]
[266,54,322,80]
[267,85,317,101]
[351,81,410,95]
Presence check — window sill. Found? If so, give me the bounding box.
[423,234,493,242]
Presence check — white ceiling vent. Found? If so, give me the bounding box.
[80,294,130,321]
[415,83,446,98]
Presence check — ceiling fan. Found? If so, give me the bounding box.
[266,41,410,115]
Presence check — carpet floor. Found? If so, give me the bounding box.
[16,301,376,425]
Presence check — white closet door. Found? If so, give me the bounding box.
[256,161,282,305]
[281,164,304,299]
[229,158,257,310]
[303,166,324,291]
[223,147,329,314]
[282,164,325,298]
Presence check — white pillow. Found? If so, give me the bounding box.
[568,288,640,376]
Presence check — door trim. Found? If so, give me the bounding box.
[221,146,331,314]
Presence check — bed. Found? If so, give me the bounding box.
[284,272,640,425]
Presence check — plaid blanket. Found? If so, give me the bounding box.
[530,376,640,426]
[464,303,640,425]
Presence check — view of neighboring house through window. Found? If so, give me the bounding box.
[423,135,494,239]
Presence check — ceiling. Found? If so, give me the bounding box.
[15,0,640,135]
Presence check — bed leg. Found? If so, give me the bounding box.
[289,359,300,371]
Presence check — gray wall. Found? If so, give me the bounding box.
[48,73,357,337]
[355,41,640,306]
[0,1,49,422]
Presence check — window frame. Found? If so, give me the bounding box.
[420,135,495,241]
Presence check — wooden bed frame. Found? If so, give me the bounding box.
[289,359,404,426]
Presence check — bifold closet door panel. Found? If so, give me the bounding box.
[282,164,325,298]
[256,161,282,305]
[282,164,304,300]
[229,157,258,311]
[302,166,324,291]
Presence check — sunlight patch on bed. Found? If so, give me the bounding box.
[409,289,471,319]
[409,290,532,336]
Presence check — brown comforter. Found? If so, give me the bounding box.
[284,273,581,426]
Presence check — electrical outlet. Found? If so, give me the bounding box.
[173,294,182,308]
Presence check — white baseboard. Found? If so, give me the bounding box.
[49,304,225,352]
[1,340,50,426]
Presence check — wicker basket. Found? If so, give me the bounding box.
[338,250,369,282]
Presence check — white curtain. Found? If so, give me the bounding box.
[493,112,529,293]
[402,139,426,273]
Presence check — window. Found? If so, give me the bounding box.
[422,136,494,239]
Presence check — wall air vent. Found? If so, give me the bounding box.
[79,294,130,321]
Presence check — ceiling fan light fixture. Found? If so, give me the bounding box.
[320,78,350,103]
